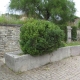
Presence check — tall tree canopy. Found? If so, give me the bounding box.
[9,0,76,24]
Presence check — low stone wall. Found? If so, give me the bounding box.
[5,45,80,72]
[0,25,20,57]
[51,45,80,62]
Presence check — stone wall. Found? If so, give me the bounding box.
[0,25,20,57]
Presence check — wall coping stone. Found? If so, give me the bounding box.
[0,24,22,27]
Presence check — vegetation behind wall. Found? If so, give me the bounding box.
[71,26,77,41]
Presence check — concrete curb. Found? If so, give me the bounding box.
[5,45,80,72]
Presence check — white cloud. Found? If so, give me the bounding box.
[0,0,10,14]
[73,0,80,17]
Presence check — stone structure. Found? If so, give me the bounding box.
[67,26,72,42]
[0,25,21,57]
[5,45,80,72]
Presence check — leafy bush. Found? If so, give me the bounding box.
[20,18,64,56]
[71,26,77,41]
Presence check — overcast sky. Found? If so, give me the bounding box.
[0,0,80,17]
[0,0,10,14]
[73,0,80,17]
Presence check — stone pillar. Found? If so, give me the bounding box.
[67,26,72,43]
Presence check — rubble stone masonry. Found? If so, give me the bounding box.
[0,25,21,57]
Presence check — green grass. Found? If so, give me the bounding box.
[0,15,26,25]
[65,41,80,46]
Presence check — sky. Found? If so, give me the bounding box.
[0,0,80,17]
[73,0,80,17]
[0,0,10,14]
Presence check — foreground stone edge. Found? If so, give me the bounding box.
[5,45,80,72]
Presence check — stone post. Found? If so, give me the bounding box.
[67,26,72,43]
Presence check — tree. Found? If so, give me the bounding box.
[9,0,76,24]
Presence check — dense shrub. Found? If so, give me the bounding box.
[20,18,64,56]
[71,26,77,41]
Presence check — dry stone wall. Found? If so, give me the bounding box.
[0,25,21,57]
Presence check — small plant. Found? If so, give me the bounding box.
[20,18,64,56]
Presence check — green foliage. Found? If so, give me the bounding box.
[59,24,67,41]
[0,15,25,25]
[20,18,64,56]
[7,14,20,19]
[65,41,80,46]
[71,26,77,41]
[78,21,80,29]
[9,0,76,25]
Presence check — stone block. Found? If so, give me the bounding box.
[5,52,51,72]
[51,47,71,62]
[70,45,80,56]
[0,25,20,56]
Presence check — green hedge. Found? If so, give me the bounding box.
[71,26,77,41]
[78,21,80,29]
[20,18,64,56]
[59,24,67,41]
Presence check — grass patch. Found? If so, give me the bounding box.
[0,15,26,25]
[65,41,80,46]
